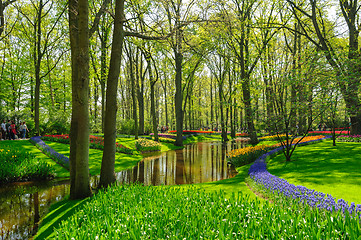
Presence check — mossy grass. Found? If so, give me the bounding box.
[267,140,361,203]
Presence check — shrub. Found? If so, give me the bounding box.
[0,144,54,183]
[135,138,161,152]
[117,119,136,135]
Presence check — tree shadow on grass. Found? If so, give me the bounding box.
[34,198,89,240]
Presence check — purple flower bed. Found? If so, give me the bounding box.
[337,135,361,142]
[249,135,361,217]
[30,136,70,170]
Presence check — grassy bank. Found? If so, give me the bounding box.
[39,184,360,239]
[44,141,143,177]
[0,140,68,178]
[267,140,361,203]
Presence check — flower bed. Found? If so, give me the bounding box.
[30,136,70,170]
[337,135,361,142]
[168,130,216,134]
[259,134,289,141]
[228,145,271,166]
[236,132,248,137]
[0,143,54,183]
[228,135,326,167]
[135,138,161,152]
[157,137,176,143]
[42,135,133,155]
[308,130,349,134]
[149,133,186,140]
[248,135,361,217]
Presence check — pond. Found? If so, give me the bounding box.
[0,140,245,240]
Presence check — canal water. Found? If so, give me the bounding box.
[0,140,245,240]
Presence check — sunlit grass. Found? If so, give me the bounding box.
[0,140,69,178]
[43,141,143,176]
[267,140,361,203]
[48,184,360,239]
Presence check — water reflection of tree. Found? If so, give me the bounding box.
[175,149,185,185]
[0,183,69,240]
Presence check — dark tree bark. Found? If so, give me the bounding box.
[148,60,159,141]
[34,0,43,136]
[136,49,145,135]
[126,45,138,139]
[98,0,125,188]
[68,0,92,199]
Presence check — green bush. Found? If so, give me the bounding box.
[0,144,54,183]
[117,119,136,135]
[52,185,361,239]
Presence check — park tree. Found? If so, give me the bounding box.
[68,0,110,198]
[286,0,361,134]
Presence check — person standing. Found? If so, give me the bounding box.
[22,121,29,139]
[6,120,11,140]
[19,122,24,139]
[1,120,6,140]
[10,121,16,140]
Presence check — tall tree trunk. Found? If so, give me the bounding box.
[149,63,158,141]
[34,0,43,136]
[219,83,228,142]
[129,47,138,139]
[174,50,183,145]
[163,75,168,128]
[68,0,92,199]
[136,50,145,135]
[239,14,258,144]
[100,27,109,133]
[210,77,213,130]
[99,0,125,188]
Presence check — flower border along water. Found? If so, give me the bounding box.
[30,136,70,170]
[248,135,361,217]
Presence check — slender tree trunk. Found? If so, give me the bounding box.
[163,76,168,128]
[219,83,228,142]
[68,0,92,199]
[174,50,183,145]
[99,0,125,188]
[149,63,158,141]
[128,47,138,139]
[136,51,145,135]
[34,0,43,136]
[210,77,213,130]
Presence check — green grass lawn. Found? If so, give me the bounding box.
[0,140,69,178]
[44,141,143,176]
[267,140,361,203]
[194,163,260,200]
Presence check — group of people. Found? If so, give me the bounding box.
[0,120,29,140]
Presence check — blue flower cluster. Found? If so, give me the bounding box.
[249,136,361,217]
[30,136,70,170]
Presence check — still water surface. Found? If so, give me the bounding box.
[0,140,244,239]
